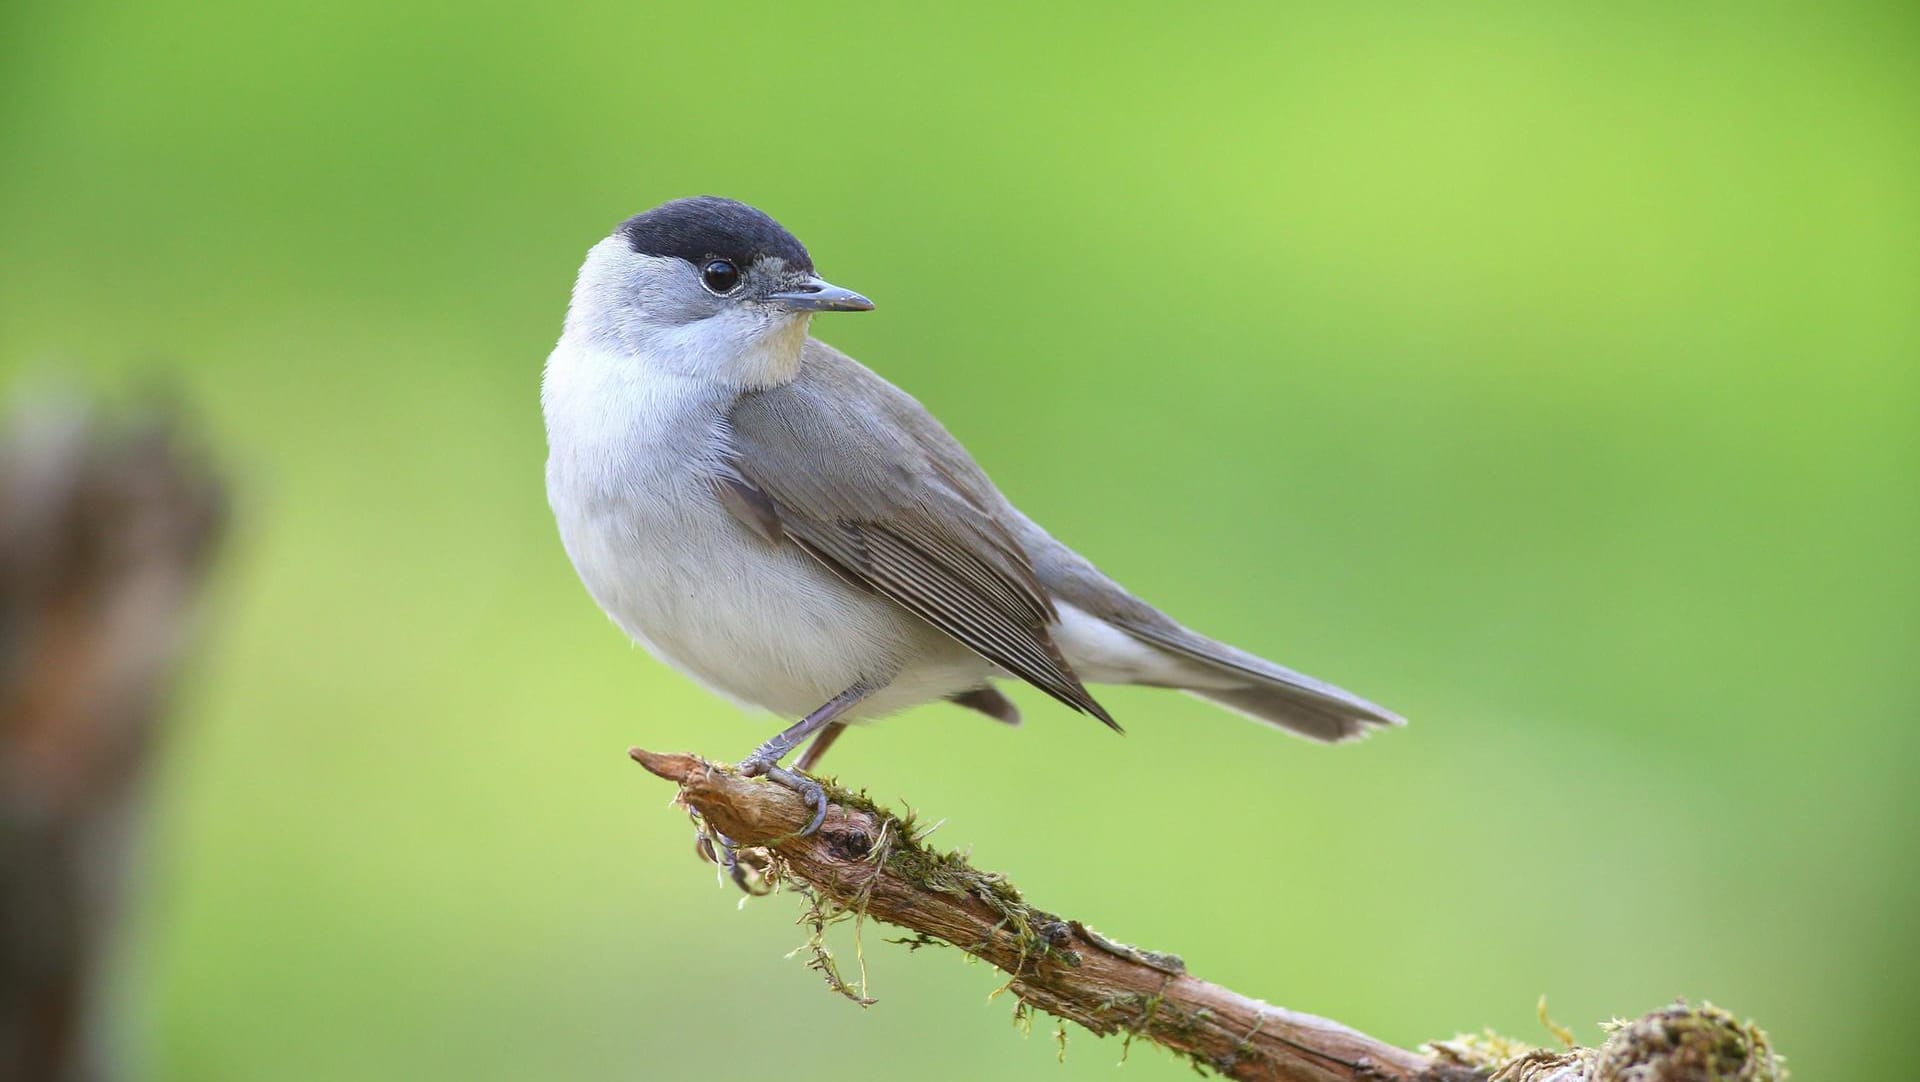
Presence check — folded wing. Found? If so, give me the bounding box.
[720,343,1115,728]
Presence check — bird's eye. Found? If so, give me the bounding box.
[701,259,741,294]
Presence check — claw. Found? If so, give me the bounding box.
[730,685,868,834]
[764,764,830,836]
[737,756,832,837]
[691,808,772,895]
[717,829,772,895]
[691,806,719,864]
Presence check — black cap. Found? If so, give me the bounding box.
[617,196,812,273]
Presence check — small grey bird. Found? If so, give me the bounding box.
[543,197,1402,835]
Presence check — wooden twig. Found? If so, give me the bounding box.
[629,749,1784,1082]
[633,748,1459,1081]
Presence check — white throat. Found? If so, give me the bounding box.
[609,310,810,389]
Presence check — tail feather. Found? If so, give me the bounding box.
[1007,510,1402,744]
[1114,619,1404,744]
[1185,685,1389,743]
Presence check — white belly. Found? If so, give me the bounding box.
[542,345,990,723]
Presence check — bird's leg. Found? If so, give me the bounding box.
[737,684,873,836]
[794,722,848,774]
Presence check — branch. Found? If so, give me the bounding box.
[629,749,1784,1082]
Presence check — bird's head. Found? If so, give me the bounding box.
[563,196,872,386]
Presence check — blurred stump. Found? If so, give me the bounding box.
[0,396,226,1082]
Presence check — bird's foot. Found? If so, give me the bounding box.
[698,824,771,890]
[690,809,771,894]
[736,758,831,837]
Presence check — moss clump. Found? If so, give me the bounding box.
[1425,1001,1784,1082]
[1593,1002,1784,1082]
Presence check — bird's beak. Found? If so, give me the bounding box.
[766,275,875,312]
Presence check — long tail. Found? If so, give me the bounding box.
[1115,619,1404,743]
[1007,510,1404,743]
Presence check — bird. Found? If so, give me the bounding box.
[542,196,1403,842]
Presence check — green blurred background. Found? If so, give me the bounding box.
[3,2,1915,1078]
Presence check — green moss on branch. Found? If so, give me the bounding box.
[630,749,1782,1082]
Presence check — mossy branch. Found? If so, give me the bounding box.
[629,749,1784,1082]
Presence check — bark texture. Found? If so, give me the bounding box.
[631,749,1784,1082]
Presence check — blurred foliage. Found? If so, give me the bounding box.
[2,2,1915,1079]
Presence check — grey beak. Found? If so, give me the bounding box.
[767,275,875,312]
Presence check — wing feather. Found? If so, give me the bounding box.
[722,344,1115,728]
